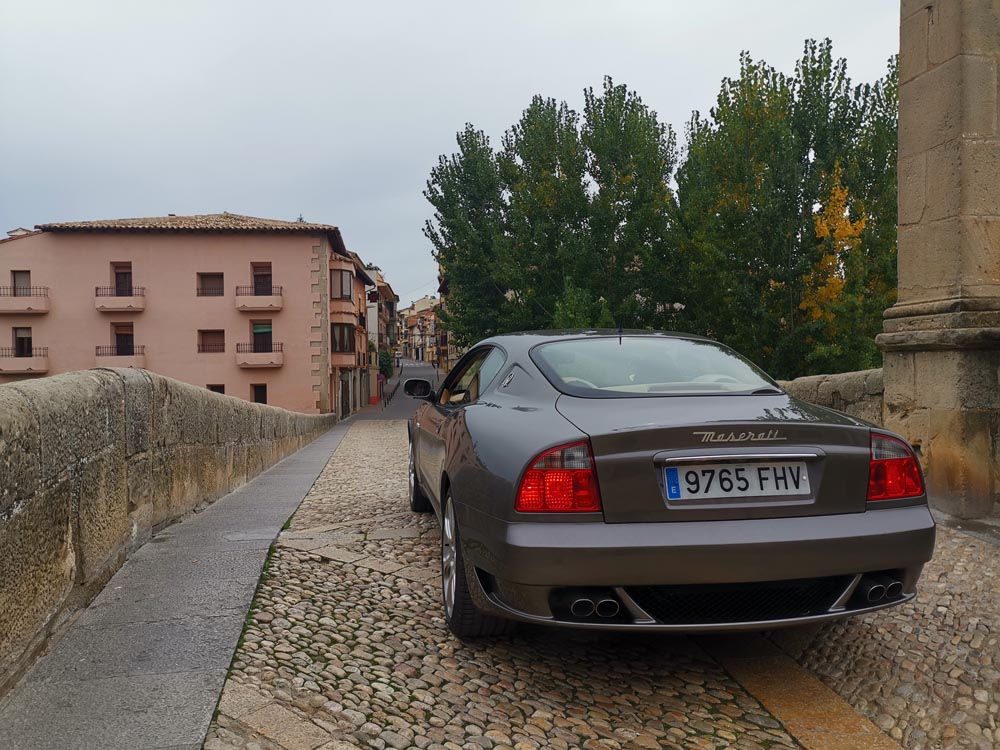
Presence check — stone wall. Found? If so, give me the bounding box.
[780,368,885,425]
[0,368,337,693]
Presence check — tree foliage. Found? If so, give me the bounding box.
[424,41,898,378]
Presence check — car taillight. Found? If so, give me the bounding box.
[515,441,602,512]
[867,433,924,501]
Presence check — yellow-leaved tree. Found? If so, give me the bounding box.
[800,165,867,334]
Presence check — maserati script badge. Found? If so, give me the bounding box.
[692,429,786,443]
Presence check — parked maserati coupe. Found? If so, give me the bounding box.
[404,331,935,638]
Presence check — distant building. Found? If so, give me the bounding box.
[396,295,438,364]
[0,213,381,415]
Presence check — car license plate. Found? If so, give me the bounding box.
[664,461,810,501]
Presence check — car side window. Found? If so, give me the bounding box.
[438,348,504,407]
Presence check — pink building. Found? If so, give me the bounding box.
[0,213,378,415]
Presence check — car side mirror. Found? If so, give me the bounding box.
[404,378,434,400]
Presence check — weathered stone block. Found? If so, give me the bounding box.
[900,6,930,83]
[897,153,926,226]
[783,374,823,404]
[961,141,1000,218]
[959,54,998,138]
[883,352,917,411]
[76,448,128,585]
[924,407,996,517]
[924,140,962,222]
[901,0,929,21]
[107,367,154,457]
[899,55,964,158]
[0,387,40,516]
[10,371,124,487]
[0,482,74,681]
[863,368,885,396]
[835,371,867,405]
[927,0,962,65]
[896,218,963,301]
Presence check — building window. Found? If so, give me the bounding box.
[13,327,32,357]
[252,322,273,352]
[331,323,355,353]
[113,323,135,356]
[198,330,226,353]
[207,384,225,394]
[333,270,352,300]
[252,263,273,296]
[12,271,31,297]
[112,262,133,297]
[197,273,225,296]
[252,384,267,404]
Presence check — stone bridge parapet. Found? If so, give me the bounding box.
[0,368,337,694]
[780,368,885,426]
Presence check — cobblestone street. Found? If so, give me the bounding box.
[205,420,998,750]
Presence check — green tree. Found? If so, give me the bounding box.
[423,42,897,377]
[496,96,590,331]
[582,78,677,328]
[423,126,509,346]
[378,350,393,379]
[673,40,897,377]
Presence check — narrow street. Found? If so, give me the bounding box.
[205,365,999,750]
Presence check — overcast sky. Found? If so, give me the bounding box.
[0,1,899,306]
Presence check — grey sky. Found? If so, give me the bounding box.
[1,1,898,306]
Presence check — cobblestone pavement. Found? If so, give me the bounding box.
[768,522,999,750]
[205,420,998,750]
[206,421,802,750]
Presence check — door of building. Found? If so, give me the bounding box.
[114,324,134,356]
[12,271,30,296]
[114,267,133,297]
[253,265,272,296]
[252,323,272,353]
[13,327,32,357]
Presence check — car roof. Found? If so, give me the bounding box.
[473,329,717,361]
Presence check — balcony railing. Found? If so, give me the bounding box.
[0,346,48,357]
[0,287,49,297]
[198,343,226,353]
[96,345,145,357]
[236,342,283,353]
[96,287,145,297]
[235,285,282,296]
[196,287,225,297]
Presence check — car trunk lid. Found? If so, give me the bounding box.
[555,394,871,523]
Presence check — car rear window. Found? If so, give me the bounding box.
[531,336,778,397]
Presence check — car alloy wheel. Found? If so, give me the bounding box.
[439,493,515,638]
[441,499,457,619]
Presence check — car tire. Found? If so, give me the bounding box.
[408,439,432,513]
[441,492,516,638]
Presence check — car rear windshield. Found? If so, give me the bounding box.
[531,336,779,397]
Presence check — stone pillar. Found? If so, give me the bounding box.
[878,0,1000,518]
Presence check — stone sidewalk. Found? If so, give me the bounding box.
[206,421,998,750]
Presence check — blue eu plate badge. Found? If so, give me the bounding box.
[665,467,681,499]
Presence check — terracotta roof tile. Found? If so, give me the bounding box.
[36,212,340,234]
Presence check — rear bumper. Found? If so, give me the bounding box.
[457,503,935,587]
[456,503,935,631]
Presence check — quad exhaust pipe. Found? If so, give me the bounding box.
[569,597,621,619]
